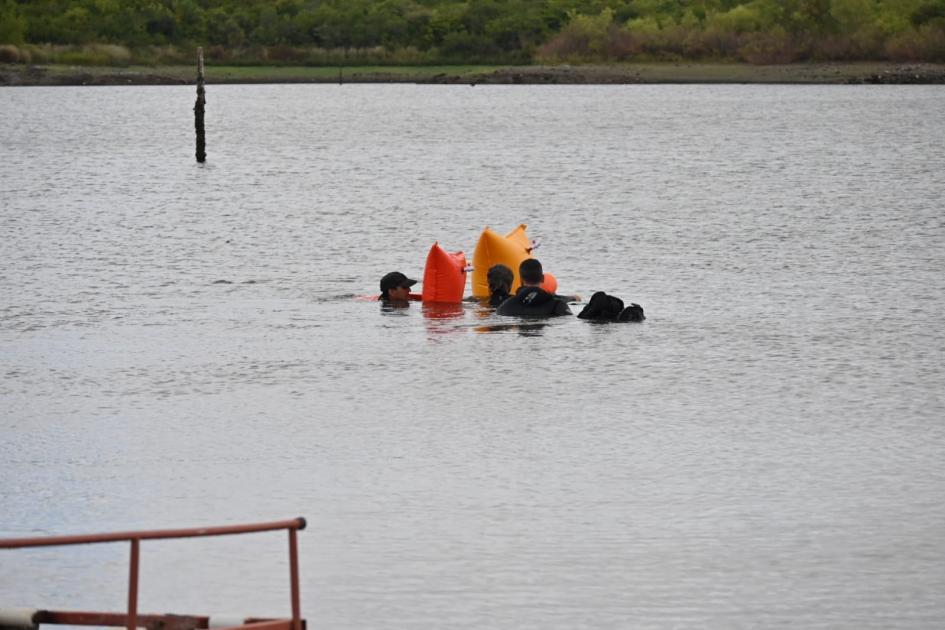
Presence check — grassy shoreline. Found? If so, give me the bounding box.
[3,62,945,86]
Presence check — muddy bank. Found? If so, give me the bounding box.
[464,63,945,85]
[3,62,945,86]
[0,63,189,86]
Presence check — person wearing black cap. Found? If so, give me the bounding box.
[496,258,572,317]
[379,271,420,303]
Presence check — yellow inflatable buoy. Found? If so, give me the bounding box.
[471,225,557,298]
[471,225,531,298]
[505,223,532,252]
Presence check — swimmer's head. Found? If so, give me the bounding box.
[519,258,544,286]
[487,264,513,294]
[380,271,417,300]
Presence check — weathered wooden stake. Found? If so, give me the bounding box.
[194,47,206,163]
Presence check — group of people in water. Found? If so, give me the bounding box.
[379,258,644,322]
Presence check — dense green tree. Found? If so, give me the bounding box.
[912,0,945,26]
[0,0,26,44]
[2,0,942,62]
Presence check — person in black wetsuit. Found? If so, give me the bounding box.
[496,259,572,317]
[577,291,645,322]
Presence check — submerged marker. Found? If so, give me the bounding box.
[194,47,206,163]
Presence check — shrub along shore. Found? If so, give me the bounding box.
[2,2,945,66]
[2,61,945,86]
[2,2,944,85]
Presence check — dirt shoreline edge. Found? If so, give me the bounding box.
[3,62,945,86]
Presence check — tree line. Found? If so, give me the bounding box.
[1,0,943,65]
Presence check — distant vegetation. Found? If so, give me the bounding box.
[1,0,944,65]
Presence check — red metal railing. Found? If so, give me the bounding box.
[0,517,307,630]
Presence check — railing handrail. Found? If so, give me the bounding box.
[0,517,307,630]
[0,517,307,549]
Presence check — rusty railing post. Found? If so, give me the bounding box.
[288,529,301,630]
[128,538,140,630]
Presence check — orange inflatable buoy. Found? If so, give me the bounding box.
[422,242,467,303]
[541,271,557,294]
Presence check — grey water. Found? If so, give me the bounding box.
[1,83,944,629]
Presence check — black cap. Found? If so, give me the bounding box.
[380,271,417,294]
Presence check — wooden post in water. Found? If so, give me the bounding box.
[194,47,206,163]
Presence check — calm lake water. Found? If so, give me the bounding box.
[1,83,944,629]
